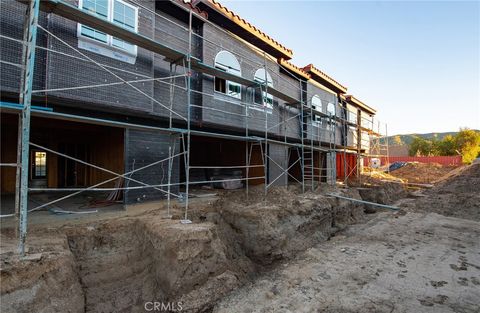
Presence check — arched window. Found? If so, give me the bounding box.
[311,95,322,126]
[214,51,241,99]
[254,68,273,109]
[325,103,336,130]
[327,102,335,116]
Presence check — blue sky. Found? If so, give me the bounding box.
[221,0,480,135]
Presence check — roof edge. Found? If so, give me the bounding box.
[303,64,348,94]
[278,58,311,80]
[345,95,376,115]
[204,0,294,59]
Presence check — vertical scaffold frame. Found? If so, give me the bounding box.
[1,0,386,255]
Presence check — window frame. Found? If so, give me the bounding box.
[324,102,336,131]
[252,68,274,113]
[347,105,357,125]
[349,109,357,124]
[361,112,373,129]
[310,95,322,127]
[77,0,139,56]
[31,150,47,179]
[214,51,242,100]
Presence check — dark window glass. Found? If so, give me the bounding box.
[215,77,226,93]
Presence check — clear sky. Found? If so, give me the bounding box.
[221,0,480,135]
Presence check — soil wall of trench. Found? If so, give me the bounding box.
[1,186,401,313]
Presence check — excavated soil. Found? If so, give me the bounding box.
[211,164,480,313]
[389,162,460,184]
[349,175,408,213]
[400,162,480,221]
[213,212,480,313]
[0,185,369,313]
[3,161,477,313]
[1,218,251,313]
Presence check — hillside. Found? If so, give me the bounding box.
[384,130,480,146]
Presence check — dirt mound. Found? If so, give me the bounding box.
[402,162,480,220]
[214,187,364,265]
[431,161,479,197]
[358,182,407,212]
[347,172,407,213]
[390,162,459,184]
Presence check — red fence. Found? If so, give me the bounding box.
[365,156,462,166]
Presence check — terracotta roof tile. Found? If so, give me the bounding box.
[303,64,348,94]
[278,58,311,80]
[206,0,293,59]
[176,0,208,18]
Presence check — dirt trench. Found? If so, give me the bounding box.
[66,218,250,313]
[1,186,387,313]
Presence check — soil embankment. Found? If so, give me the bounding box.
[212,162,480,313]
[400,162,480,221]
[1,185,372,313]
[4,162,477,313]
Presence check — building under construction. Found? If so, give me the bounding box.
[0,0,389,250]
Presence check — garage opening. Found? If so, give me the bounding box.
[0,114,125,214]
[185,135,266,191]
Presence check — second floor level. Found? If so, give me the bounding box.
[0,0,379,147]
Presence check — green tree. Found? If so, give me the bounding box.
[435,135,456,156]
[407,129,479,163]
[454,129,480,164]
[409,136,434,156]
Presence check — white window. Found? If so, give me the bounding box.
[348,109,357,124]
[327,102,335,116]
[311,95,322,127]
[214,51,242,99]
[325,102,336,130]
[78,0,138,63]
[253,68,273,111]
[347,105,358,124]
[361,113,373,129]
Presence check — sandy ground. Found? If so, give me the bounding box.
[213,211,480,313]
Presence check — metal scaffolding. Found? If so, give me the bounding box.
[0,0,387,255]
[338,104,390,183]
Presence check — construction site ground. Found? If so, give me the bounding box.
[1,162,479,313]
[389,162,461,184]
